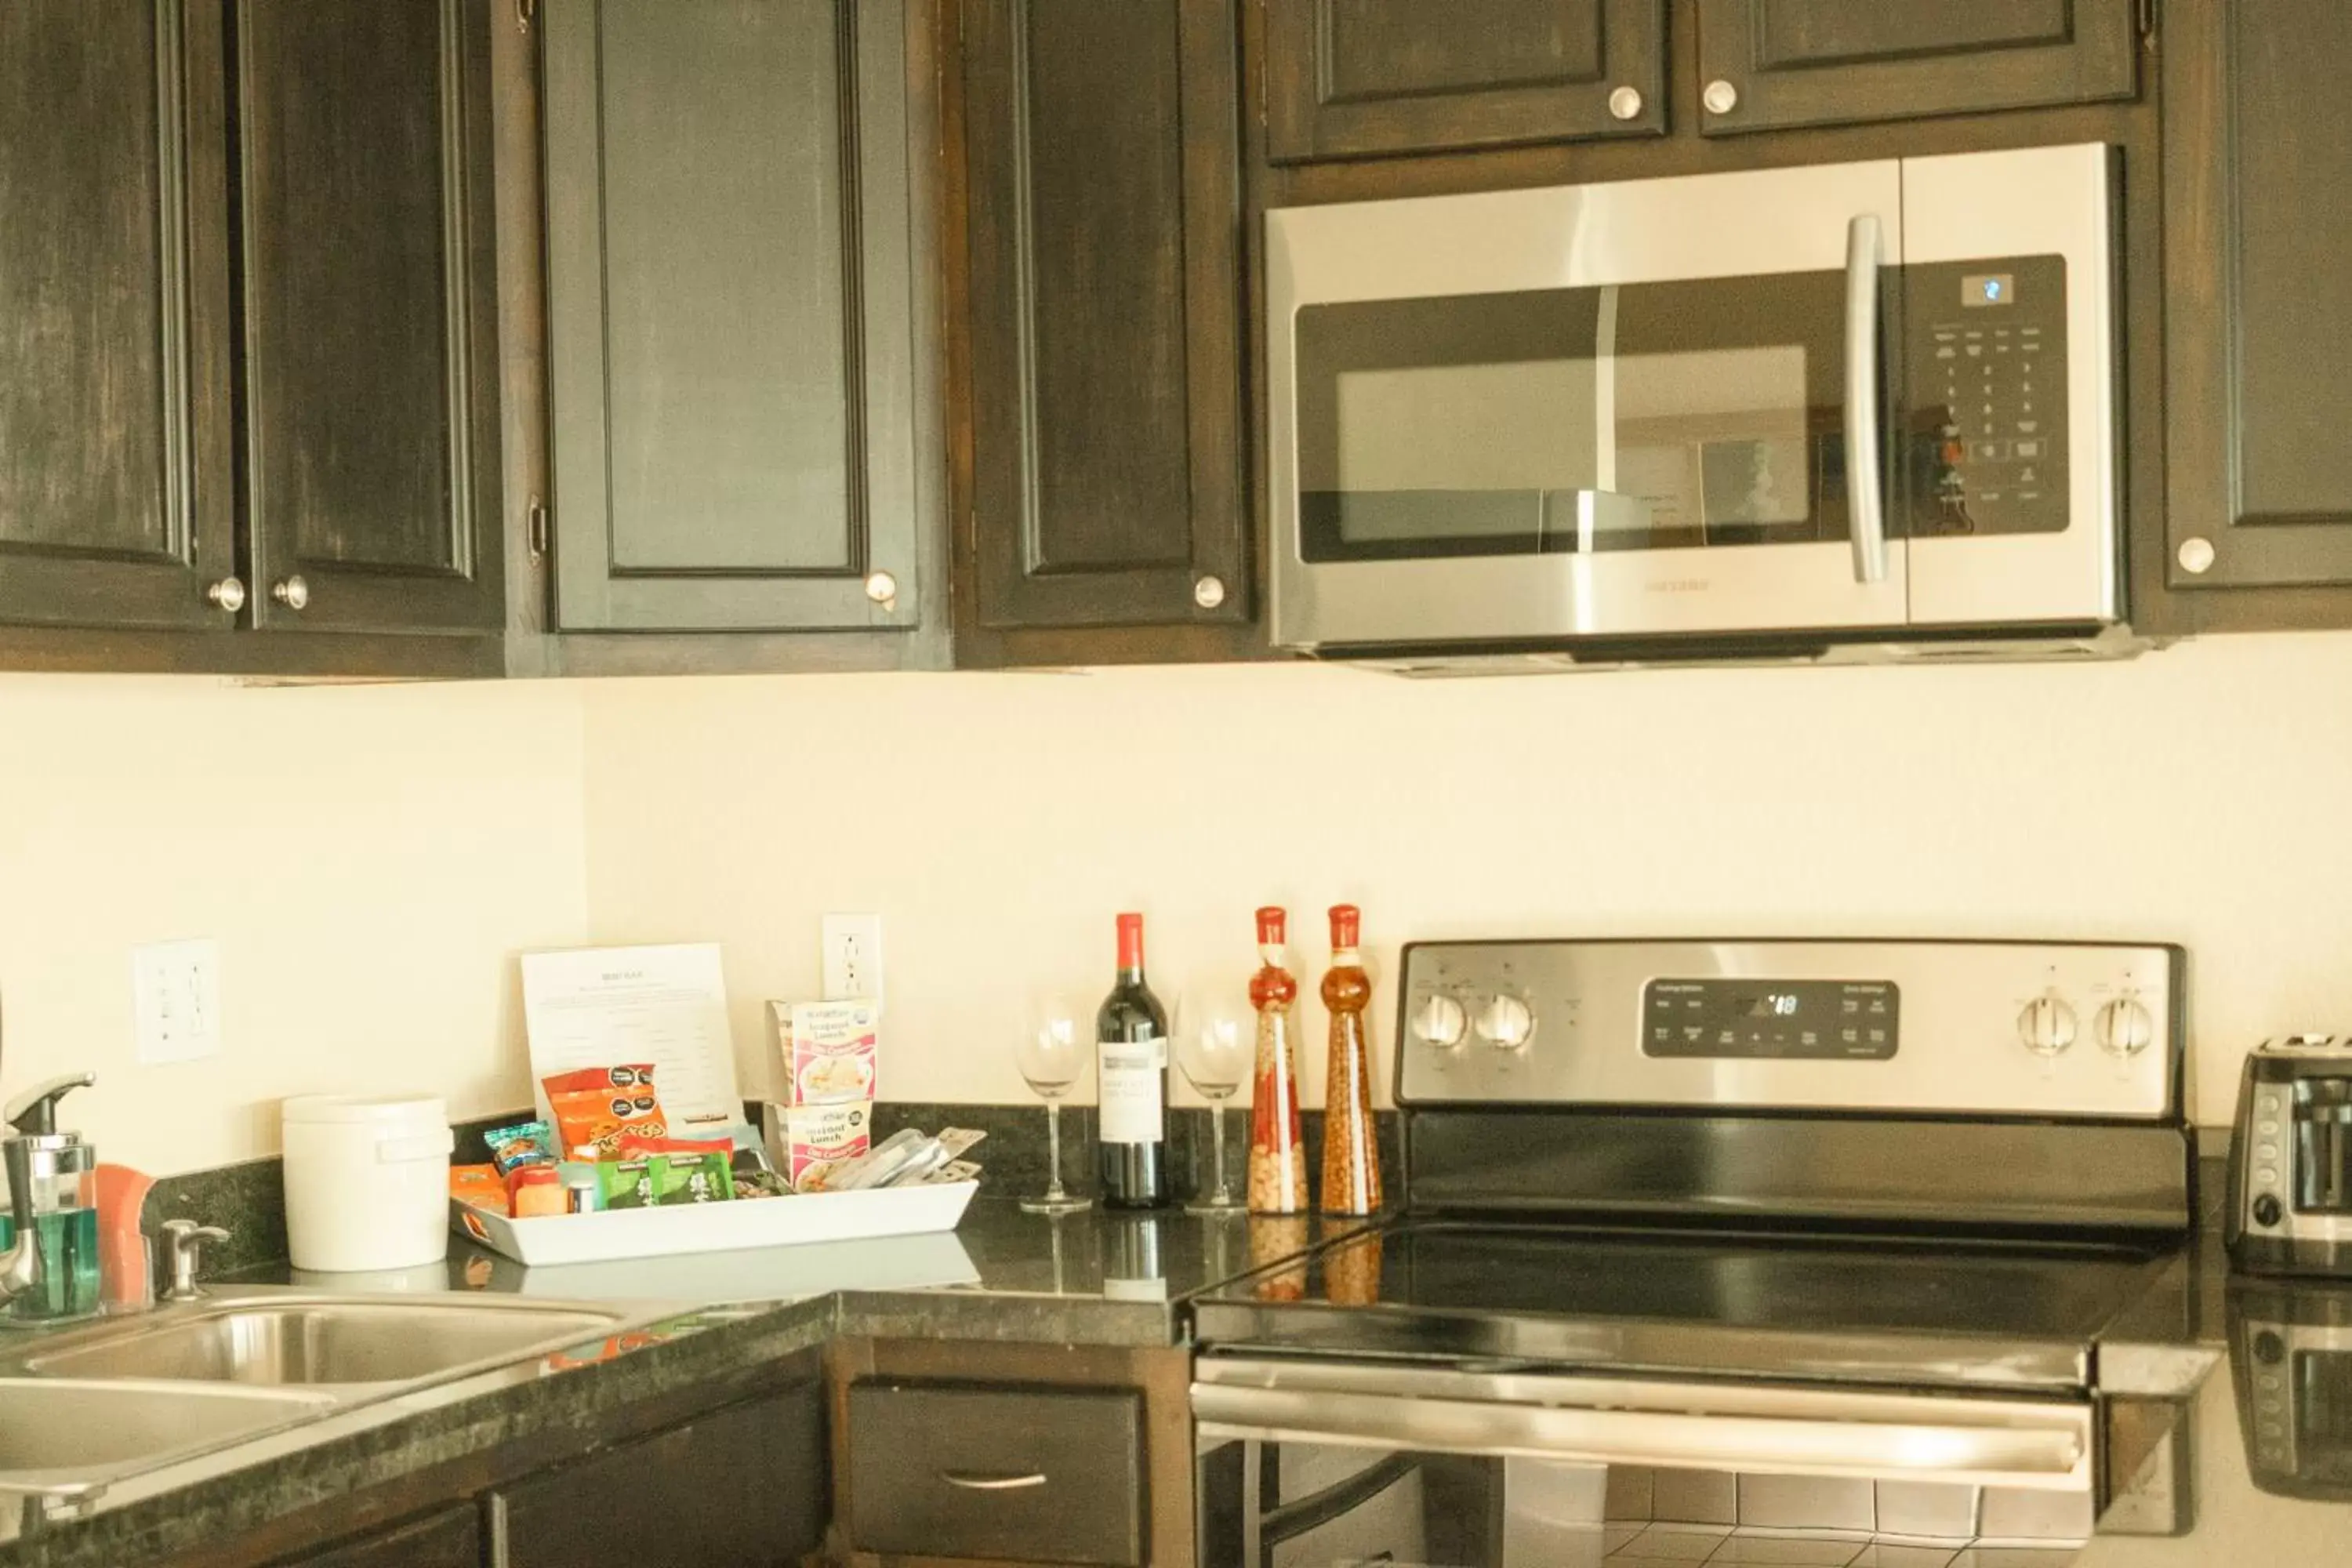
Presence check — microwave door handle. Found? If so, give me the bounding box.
[1845,212,1888,585]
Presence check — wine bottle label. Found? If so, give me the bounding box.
[1098,1039,1167,1145]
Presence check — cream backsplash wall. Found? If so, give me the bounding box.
[581,633,2352,1125]
[0,677,588,1175]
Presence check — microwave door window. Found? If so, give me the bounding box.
[1296,274,1856,565]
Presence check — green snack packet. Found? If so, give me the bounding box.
[597,1157,657,1210]
[652,1151,734,1206]
[484,1119,557,1177]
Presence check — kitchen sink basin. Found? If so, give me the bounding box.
[22,1300,623,1387]
[0,1379,333,1485]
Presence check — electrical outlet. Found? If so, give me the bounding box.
[133,938,222,1065]
[822,914,883,1004]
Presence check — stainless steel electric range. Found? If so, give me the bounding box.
[1190,938,2201,1567]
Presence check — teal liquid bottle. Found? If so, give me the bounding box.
[0,1208,100,1323]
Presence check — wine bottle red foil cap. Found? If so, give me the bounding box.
[1329,904,1360,948]
[1116,912,1145,970]
[1255,906,1287,944]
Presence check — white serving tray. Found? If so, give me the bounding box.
[452,1179,977,1268]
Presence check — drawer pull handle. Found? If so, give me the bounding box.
[939,1470,1048,1492]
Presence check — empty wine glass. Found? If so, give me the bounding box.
[1017,993,1091,1214]
[1178,990,1251,1215]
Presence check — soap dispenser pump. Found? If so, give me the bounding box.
[0,1073,101,1323]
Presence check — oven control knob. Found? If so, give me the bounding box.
[2252,1193,2284,1229]
[1411,993,1468,1051]
[1476,993,1535,1051]
[2017,993,2078,1056]
[2095,997,2155,1058]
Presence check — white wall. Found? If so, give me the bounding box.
[580,633,2352,1126]
[0,677,588,1175]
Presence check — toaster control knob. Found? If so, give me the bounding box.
[1476,993,1536,1052]
[2253,1193,2284,1229]
[1411,993,1468,1051]
[2094,997,2155,1058]
[2017,993,2078,1056]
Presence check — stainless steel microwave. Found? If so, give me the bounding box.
[1265,143,2126,666]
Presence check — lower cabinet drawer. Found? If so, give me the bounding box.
[847,1380,1145,1566]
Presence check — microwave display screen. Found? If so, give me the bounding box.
[1295,272,1855,564]
[1642,978,1899,1060]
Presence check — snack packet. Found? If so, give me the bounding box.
[650,1149,733,1206]
[543,1064,669,1157]
[449,1163,509,1216]
[597,1156,658,1211]
[484,1120,557,1177]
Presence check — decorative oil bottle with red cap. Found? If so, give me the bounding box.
[1096,912,1171,1208]
[1319,904,1382,1216]
[1246,906,1308,1214]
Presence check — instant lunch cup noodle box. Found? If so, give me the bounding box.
[761,1099,873,1192]
[768,998,880,1105]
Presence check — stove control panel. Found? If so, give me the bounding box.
[1397,938,2183,1120]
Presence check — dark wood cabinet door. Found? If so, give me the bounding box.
[272,1504,481,1568]
[2164,0,2352,595]
[541,0,922,634]
[238,0,505,636]
[1265,0,1666,162]
[0,0,235,631]
[1695,0,2140,134]
[494,1383,827,1568]
[958,0,1250,637]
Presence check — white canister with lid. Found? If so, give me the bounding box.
[281,1094,456,1272]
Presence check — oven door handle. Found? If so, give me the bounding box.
[1844,212,1889,586]
[1192,1384,2089,1493]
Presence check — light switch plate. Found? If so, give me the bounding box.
[822,914,883,1004]
[133,938,221,1065]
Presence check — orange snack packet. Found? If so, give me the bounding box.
[543,1064,670,1157]
[449,1163,509,1217]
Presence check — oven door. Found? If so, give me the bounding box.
[1266,160,1907,652]
[1194,1357,2097,1568]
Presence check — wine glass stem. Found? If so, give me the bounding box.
[1044,1101,1067,1201]
[1210,1100,1231,1203]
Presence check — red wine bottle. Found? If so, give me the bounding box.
[1096,912,1171,1208]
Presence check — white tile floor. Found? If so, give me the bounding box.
[1597,1525,2082,1567]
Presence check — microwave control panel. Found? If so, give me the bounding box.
[1906,254,2070,539]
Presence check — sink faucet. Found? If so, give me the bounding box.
[0,1073,100,1308]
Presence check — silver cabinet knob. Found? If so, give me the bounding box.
[205,577,247,613]
[1703,78,1740,115]
[2177,537,2216,575]
[1607,85,1643,121]
[863,570,898,606]
[2017,993,2078,1057]
[1192,574,1226,611]
[272,575,310,611]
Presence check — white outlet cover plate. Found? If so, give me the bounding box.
[822,913,883,1005]
[133,938,222,1065]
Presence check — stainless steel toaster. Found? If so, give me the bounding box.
[2229,1036,2352,1276]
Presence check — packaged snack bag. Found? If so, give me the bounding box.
[449,1163,509,1216]
[543,1065,669,1157]
[484,1120,557,1176]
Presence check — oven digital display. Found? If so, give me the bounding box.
[1642,978,1899,1059]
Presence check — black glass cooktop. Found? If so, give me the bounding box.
[1190,1219,2178,1391]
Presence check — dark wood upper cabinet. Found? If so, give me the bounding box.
[1695,0,2141,135]
[238,0,505,637]
[0,0,235,631]
[1265,0,1667,162]
[956,0,1250,644]
[2162,0,2352,599]
[540,0,922,635]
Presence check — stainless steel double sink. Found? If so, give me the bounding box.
[0,1290,644,1504]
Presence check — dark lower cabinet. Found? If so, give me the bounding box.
[954,0,1251,657]
[0,0,237,631]
[271,1504,481,1568]
[1694,0,2142,134]
[492,1384,827,1568]
[540,0,926,636]
[2161,0,2352,601]
[1264,0,1666,162]
[237,0,506,637]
